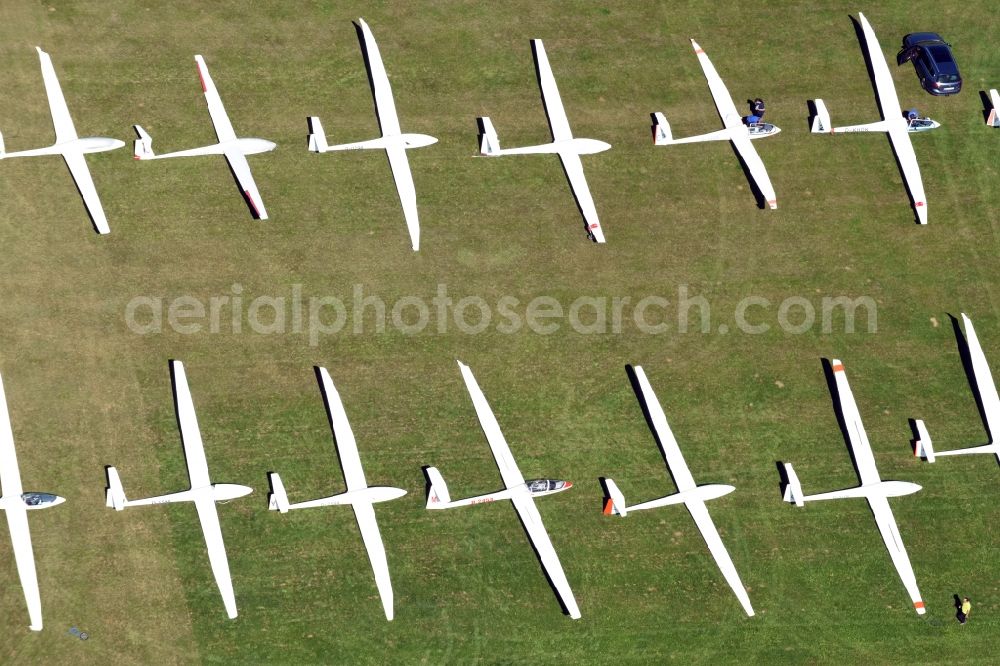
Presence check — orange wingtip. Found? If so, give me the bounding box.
[832,363,845,372]
[197,64,207,92]
[603,498,615,515]
[914,601,926,610]
[245,190,261,217]
[694,48,704,54]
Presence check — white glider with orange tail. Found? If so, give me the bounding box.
[987,89,1000,127]
[782,360,926,615]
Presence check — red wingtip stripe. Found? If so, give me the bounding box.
[914,601,925,609]
[832,363,845,372]
[244,190,261,217]
[603,498,614,515]
[589,223,599,230]
[197,64,207,92]
[694,48,704,54]
[915,201,925,207]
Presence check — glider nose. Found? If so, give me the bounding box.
[213,483,254,501]
[239,138,277,154]
[577,138,611,154]
[78,137,126,153]
[402,133,438,149]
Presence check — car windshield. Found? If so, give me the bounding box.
[936,74,959,83]
[928,45,953,63]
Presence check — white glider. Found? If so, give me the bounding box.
[477,39,611,243]
[0,47,124,234]
[652,39,780,210]
[425,361,580,619]
[602,366,754,616]
[810,13,935,224]
[268,367,406,621]
[307,18,437,251]
[0,373,65,631]
[987,89,1000,128]
[105,360,252,619]
[782,360,925,615]
[133,55,276,219]
[915,314,1000,465]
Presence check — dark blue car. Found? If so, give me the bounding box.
[897,33,961,95]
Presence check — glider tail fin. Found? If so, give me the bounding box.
[425,466,451,508]
[105,467,127,511]
[913,419,936,462]
[132,125,154,159]
[267,472,291,512]
[652,112,672,145]
[781,463,805,507]
[307,116,328,152]
[602,478,627,516]
[988,89,1000,127]
[810,99,832,134]
[477,117,500,155]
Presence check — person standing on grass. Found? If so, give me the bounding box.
[958,597,971,624]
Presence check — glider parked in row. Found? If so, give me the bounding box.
[106,360,252,619]
[0,373,65,631]
[0,47,123,234]
[810,13,933,224]
[603,366,754,616]
[653,39,779,210]
[269,367,406,621]
[915,314,1000,465]
[308,18,437,251]
[987,89,1000,127]
[133,56,275,220]
[477,39,610,243]
[782,360,926,615]
[425,361,581,619]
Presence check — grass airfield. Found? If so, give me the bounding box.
[0,1,999,663]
